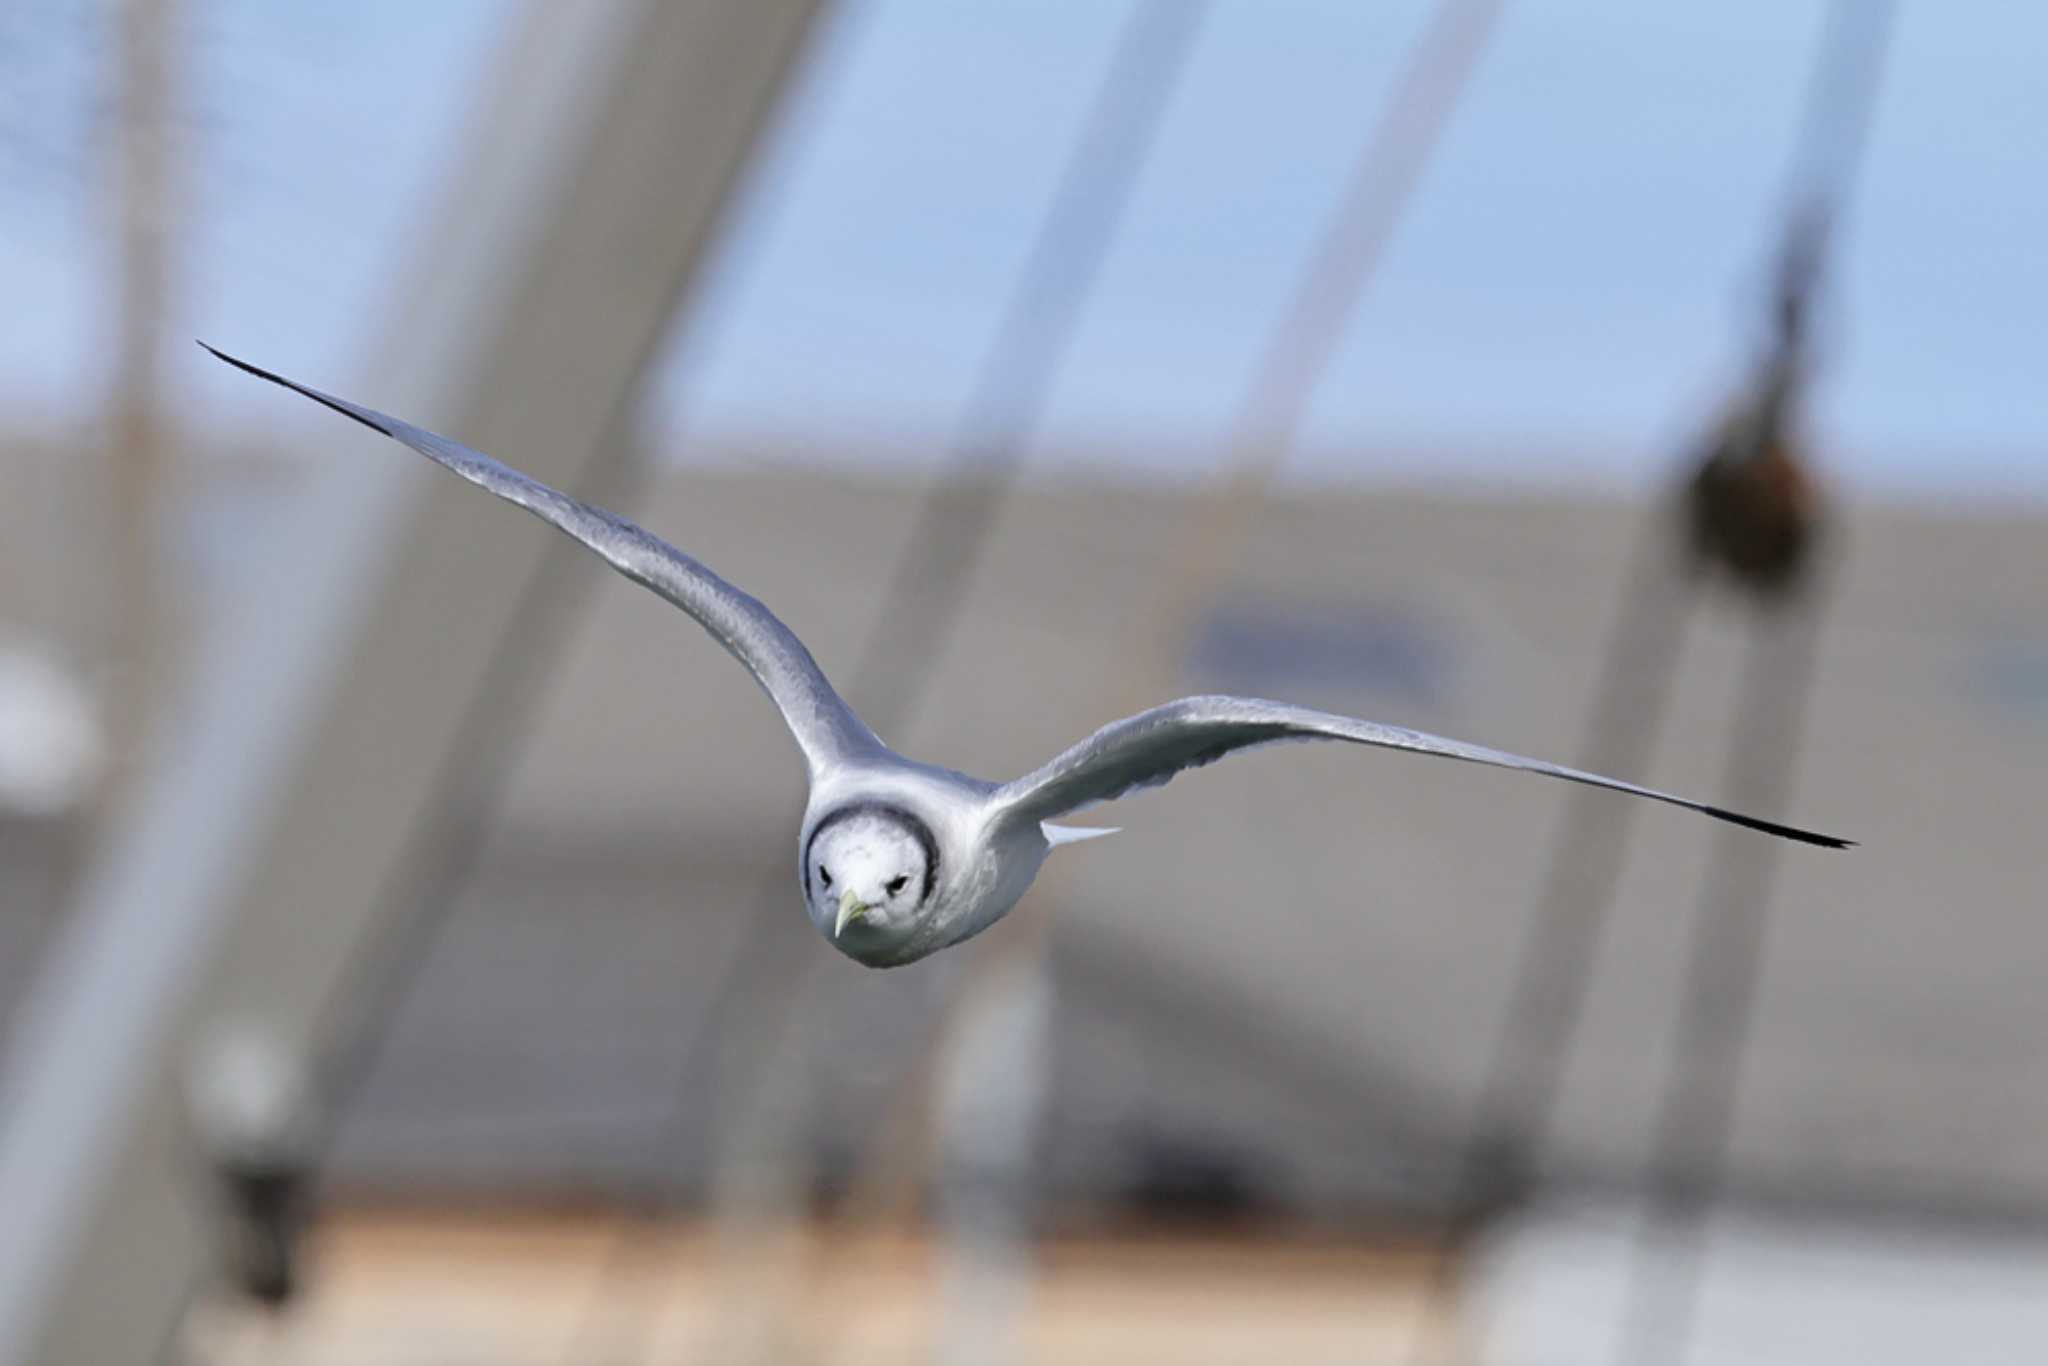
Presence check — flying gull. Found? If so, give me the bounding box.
[203,344,1851,968]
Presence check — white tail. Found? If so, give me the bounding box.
[1042,823,1120,848]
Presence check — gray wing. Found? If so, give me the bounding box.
[203,344,882,775]
[991,694,1850,848]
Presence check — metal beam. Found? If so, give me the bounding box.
[0,1,822,1360]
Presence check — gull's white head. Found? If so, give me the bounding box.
[804,804,935,957]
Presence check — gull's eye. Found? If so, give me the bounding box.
[819,868,833,888]
[885,875,908,897]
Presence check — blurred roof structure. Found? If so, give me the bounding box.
[144,467,2031,1225]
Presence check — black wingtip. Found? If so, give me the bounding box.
[198,341,396,440]
[1703,804,1854,849]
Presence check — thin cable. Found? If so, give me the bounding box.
[587,0,1507,1349]
[1611,569,1835,1365]
[1146,0,1506,671]
[1393,520,1696,1366]
[284,0,863,1184]
[1608,3,1895,1359]
[1600,29,1893,1366]
[559,4,1213,1361]
[958,0,1512,1005]
[1411,6,1896,1359]
[796,0,1512,1357]
[212,2,853,1347]
[287,197,758,1188]
[1782,0,1896,244]
[215,214,689,1366]
[1449,531,1697,1191]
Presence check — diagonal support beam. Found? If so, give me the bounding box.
[0,2,821,1361]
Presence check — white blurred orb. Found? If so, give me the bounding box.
[0,636,105,817]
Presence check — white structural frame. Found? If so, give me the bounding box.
[0,1,822,1360]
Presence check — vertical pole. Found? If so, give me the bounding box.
[98,0,181,832]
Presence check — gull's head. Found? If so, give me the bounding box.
[804,804,935,961]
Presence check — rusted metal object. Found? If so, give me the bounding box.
[1684,406,1822,595]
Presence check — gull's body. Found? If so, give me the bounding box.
[205,345,1850,968]
[799,758,1035,966]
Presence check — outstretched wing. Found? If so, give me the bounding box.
[203,344,882,775]
[991,694,1850,848]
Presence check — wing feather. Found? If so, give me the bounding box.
[203,344,881,774]
[992,695,1850,849]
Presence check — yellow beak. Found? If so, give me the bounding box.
[835,888,869,939]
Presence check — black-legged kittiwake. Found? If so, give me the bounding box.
[204,344,1851,969]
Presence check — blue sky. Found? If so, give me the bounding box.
[5,0,2046,499]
